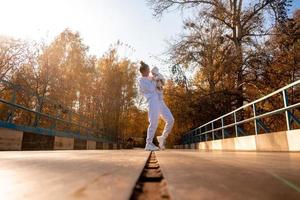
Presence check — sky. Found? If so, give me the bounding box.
[0,0,299,76]
[0,0,186,75]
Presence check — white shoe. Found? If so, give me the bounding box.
[144,143,159,151]
[157,136,166,150]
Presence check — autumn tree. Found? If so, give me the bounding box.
[0,36,28,79]
[0,38,34,125]
[148,0,292,109]
[92,46,138,141]
[37,29,94,113]
[262,10,300,89]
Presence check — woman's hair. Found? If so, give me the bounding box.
[139,61,149,73]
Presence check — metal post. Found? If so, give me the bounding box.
[194,131,196,143]
[51,105,61,130]
[34,97,42,127]
[8,88,16,123]
[199,128,202,142]
[186,133,188,144]
[212,122,215,140]
[252,103,259,135]
[78,115,82,135]
[283,90,291,131]
[234,112,238,137]
[51,119,57,130]
[205,126,208,141]
[221,118,225,139]
[68,112,72,128]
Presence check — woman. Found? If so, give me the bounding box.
[138,61,174,151]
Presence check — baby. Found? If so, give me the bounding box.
[150,67,165,91]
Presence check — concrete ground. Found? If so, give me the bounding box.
[156,150,300,200]
[1,150,300,200]
[0,150,149,200]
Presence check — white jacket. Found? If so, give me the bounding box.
[138,76,160,103]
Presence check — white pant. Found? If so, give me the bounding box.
[146,99,174,144]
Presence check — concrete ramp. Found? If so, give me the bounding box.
[2,150,300,200]
[0,150,149,200]
[156,150,300,200]
[176,130,300,152]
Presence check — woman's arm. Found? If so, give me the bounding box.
[139,79,156,94]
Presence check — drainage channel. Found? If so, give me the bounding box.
[130,152,171,200]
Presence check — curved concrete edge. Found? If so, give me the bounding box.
[0,127,123,151]
[236,136,257,151]
[256,131,289,151]
[287,129,300,151]
[87,140,97,149]
[0,128,23,150]
[103,143,110,149]
[54,136,74,150]
[113,143,118,149]
[174,129,300,152]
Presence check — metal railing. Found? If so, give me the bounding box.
[182,80,300,144]
[0,78,118,143]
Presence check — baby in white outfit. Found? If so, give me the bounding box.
[150,67,165,92]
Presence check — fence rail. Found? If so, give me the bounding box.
[0,78,118,144]
[182,80,300,144]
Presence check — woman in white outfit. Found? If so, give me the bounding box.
[138,61,174,151]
